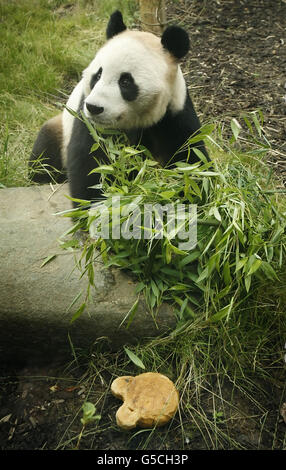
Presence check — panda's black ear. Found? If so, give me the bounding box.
[161,26,190,60]
[106,10,127,39]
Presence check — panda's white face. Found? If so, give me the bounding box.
[82,30,187,130]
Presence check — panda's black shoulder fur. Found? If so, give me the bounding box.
[128,91,208,167]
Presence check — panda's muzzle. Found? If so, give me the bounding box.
[85,103,104,115]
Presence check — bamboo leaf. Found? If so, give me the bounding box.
[71,303,86,323]
[89,165,114,174]
[260,261,279,280]
[151,279,160,298]
[251,111,262,137]
[245,276,252,292]
[160,190,176,199]
[223,261,231,285]
[231,118,242,141]
[119,297,140,328]
[196,266,209,283]
[179,251,201,267]
[174,296,196,318]
[209,300,233,322]
[213,206,222,222]
[247,258,262,276]
[235,257,248,272]
[124,347,145,369]
[40,254,57,268]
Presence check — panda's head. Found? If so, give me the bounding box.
[82,11,190,130]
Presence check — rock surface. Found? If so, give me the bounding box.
[111,372,179,429]
[0,184,176,365]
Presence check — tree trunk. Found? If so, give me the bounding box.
[138,0,166,35]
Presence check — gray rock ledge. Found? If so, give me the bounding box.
[0,184,176,365]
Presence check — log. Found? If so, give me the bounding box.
[0,184,175,365]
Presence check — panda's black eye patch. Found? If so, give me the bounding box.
[90,67,102,89]
[119,72,139,102]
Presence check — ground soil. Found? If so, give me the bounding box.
[0,0,285,451]
[179,0,286,183]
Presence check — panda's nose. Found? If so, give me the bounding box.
[86,103,104,115]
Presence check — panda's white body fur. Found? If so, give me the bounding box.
[30,11,208,205]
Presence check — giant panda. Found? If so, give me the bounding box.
[30,11,208,206]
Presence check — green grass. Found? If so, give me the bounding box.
[1,0,285,450]
[0,0,136,187]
